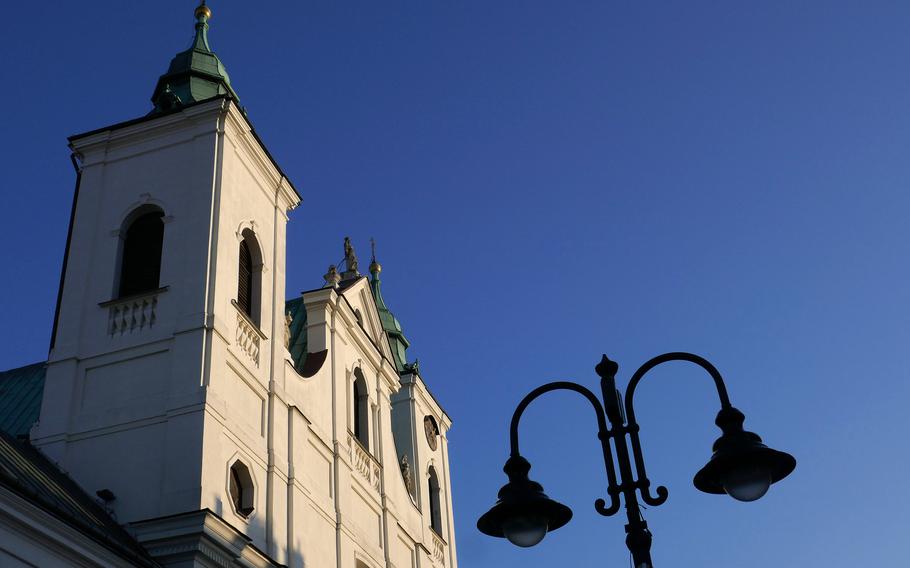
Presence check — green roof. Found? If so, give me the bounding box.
[286,297,308,371]
[150,4,239,113]
[287,267,414,377]
[369,263,411,373]
[0,362,45,438]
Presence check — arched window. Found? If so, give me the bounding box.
[237,229,262,325]
[428,466,442,534]
[238,240,253,315]
[118,210,164,298]
[353,369,369,450]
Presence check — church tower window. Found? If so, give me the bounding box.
[353,369,370,450]
[118,209,164,298]
[237,229,262,325]
[428,466,443,534]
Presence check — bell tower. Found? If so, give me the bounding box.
[31,1,300,548]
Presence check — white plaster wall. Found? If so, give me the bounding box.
[33,100,233,525]
[275,280,458,568]
[192,101,299,559]
[29,94,457,568]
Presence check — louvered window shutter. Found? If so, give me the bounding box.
[238,240,253,318]
[119,212,164,298]
[429,467,442,534]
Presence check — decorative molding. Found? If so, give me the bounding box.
[232,301,266,368]
[235,221,268,274]
[143,542,198,556]
[225,450,259,524]
[129,509,283,568]
[199,541,234,568]
[115,195,169,233]
[400,454,417,503]
[220,102,299,211]
[424,416,439,451]
[235,219,259,241]
[284,311,292,349]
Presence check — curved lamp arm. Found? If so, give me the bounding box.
[509,381,622,516]
[621,352,733,506]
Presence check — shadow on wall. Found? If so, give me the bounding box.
[250,514,309,568]
[236,508,310,567]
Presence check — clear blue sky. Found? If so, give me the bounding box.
[2,2,908,566]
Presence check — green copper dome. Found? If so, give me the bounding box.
[150,3,239,113]
[369,258,411,373]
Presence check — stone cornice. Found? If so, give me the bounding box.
[402,372,452,430]
[301,285,401,394]
[221,102,300,212]
[67,96,301,206]
[70,98,229,165]
[128,509,282,568]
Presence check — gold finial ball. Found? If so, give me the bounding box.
[195,2,212,20]
[370,260,382,274]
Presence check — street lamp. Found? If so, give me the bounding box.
[477,352,796,566]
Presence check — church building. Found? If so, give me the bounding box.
[0,4,458,568]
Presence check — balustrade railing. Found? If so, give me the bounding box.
[102,288,165,336]
[235,309,263,367]
[348,433,381,493]
[431,530,446,565]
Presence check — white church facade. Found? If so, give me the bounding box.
[0,4,457,568]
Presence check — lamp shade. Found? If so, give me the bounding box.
[694,407,796,499]
[477,455,572,547]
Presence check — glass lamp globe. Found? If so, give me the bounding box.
[721,463,772,502]
[502,513,549,548]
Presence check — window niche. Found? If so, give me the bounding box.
[353,369,370,450]
[228,460,255,518]
[237,228,263,326]
[428,465,443,535]
[117,208,165,298]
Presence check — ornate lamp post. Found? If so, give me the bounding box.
[477,353,796,567]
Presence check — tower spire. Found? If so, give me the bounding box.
[150,1,239,113]
[192,1,213,51]
[368,239,411,373]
